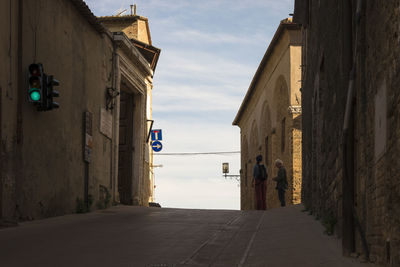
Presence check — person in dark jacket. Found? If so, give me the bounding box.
[273,159,288,207]
[253,155,267,210]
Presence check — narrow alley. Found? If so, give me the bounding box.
[1,0,399,266]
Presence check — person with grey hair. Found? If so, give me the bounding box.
[273,159,288,207]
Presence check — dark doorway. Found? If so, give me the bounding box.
[118,90,134,205]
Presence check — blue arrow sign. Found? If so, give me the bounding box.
[152,140,163,152]
[151,129,162,141]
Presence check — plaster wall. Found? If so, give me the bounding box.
[102,21,137,39]
[100,18,150,45]
[0,0,155,220]
[13,0,115,219]
[290,45,302,106]
[238,26,302,210]
[0,0,19,219]
[137,20,150,44]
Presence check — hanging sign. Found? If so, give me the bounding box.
[152,140,163,152]
[151,129,163,141]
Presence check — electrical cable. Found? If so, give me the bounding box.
[153,151,240,156]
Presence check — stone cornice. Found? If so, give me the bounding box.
[113,32,153,77]
[119,54,147,95]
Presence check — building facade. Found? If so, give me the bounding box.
[98,14,161,207]
[233,19,302,210]
[294,0,400,265]
[0,0,159,221]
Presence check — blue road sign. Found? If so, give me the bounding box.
[151,129,162,141]
[152,141,163,152]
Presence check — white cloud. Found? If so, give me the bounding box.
[139,0,292,14]
[156,49,255,88]
[153,84,243,112]
[160,49,254,75]
[152,48,253,114]
[170,29,265,45]
[84,0,295,210]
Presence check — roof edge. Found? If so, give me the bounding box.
[113,32,153,77]
[69,0,111,36]
[232,19,300,126]
[97,15,147,21]
[130,38,161,72]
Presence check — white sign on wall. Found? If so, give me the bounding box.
[100,108,113,139]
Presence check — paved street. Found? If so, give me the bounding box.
[0,205,375,267]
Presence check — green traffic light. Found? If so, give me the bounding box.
[30,90,41,101]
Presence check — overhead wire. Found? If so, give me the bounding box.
[153,151,240,156]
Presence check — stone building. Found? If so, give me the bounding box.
[0,0,160,221]
[233,19,302,210]
[97,14,161,206]
[294,0,400,266]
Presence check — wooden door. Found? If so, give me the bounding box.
[118,91,134,204]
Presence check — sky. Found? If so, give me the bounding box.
[84,0,295,210]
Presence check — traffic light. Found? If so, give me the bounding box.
[28,64,44,104]
[45,75,60,110]
[28,63,60,111]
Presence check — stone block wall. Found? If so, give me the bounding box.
[297,0,400,265]
[357,2,400,264]
[291,114,302,204]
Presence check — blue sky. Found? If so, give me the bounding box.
[85,0,295,210]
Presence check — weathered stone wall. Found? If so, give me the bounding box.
[291,113,302,204]
[99,17,151,45]
[0,0,156,221]
[299,1,348,244]
[137,19,150,44]
[15,0,115,219]
[298,0,400,265]
[102,20,138,39]
[0,0,20,219]
[359,1,400,265]
[236,21,302,210]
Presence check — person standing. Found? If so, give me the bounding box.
[253,155,267,210]
[273,159,288,207]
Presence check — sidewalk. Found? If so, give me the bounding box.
[241,205,373,267]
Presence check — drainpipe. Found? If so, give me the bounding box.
[111,40,120,203]
[342,0,369,260]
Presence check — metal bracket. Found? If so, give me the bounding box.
[223,174,240,182]
[106,87,120,110]
[146,120,154,143]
